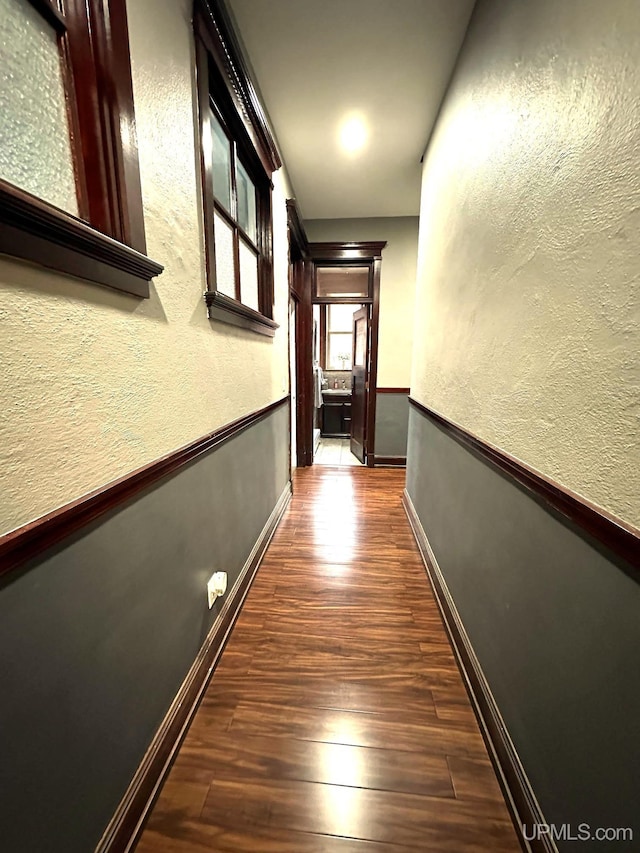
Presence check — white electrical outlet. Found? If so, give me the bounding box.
[207,571,228,609]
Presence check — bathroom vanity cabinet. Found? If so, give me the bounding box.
[321,390,352,437]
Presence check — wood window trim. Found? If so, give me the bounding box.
[193,0,281,177]
[310,242,386,261]
[315,294,374,306]
[318,303,361,371]
[311,243,384,304]
[1,0,162,297]
[29,0,65,30]
[319,304,328,370]
[194,0,281,338]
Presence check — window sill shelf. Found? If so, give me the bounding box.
[205,290,278,337]
[0,182,163,298]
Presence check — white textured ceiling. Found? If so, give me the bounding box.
[227,0,476,219]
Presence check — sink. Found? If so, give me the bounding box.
[323,388,351,397]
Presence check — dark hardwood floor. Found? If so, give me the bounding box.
[136,466,520,852]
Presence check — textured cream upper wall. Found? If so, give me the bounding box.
[412,0,640,526]
[0,0,290,536]
[306,217,419,387]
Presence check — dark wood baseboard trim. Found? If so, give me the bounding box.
[0,396,289,579]
[377,387,410,395]
[95,482,292,853]
[402,490,556,853]
[373,455,407,467]
[409,398,639,576]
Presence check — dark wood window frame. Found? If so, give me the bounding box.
[313,252,375,369]
[318,302,367,371]
[0,0,163,297]
[194,0,281,338]
[313,264,373,305]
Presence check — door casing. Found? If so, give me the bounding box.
[286,201,313,468]
[286,208,385,468]
[308,241,385,467]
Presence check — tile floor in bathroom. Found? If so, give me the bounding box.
[313,437,363,467]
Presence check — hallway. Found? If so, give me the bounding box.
[136,467,520,851]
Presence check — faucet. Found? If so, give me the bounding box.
[342,379,346,389]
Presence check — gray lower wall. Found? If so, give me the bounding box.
[375,393,409,458]
[406,406,640,851]
[0,402,290,853]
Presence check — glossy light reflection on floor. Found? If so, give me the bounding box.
[136,467,520,852]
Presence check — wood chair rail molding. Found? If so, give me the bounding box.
[409,398,640,577]
[0,397,289,579]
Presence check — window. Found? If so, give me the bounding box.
[209,107,261,312]
[1,0,78,214]
[324,303,364,370]
[194,0,281,337]
[0,0,162,296]
[311,256,374,370]
[316,266,370,300]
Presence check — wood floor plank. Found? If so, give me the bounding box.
[137,821,422,853]
[169,733,456,797]
[135,466,519,853]
[245,656,464,688]
[447,755,508,802]
[146,780,209,822]
[248,633,429,663]
[225,700,487,757]
[208,674,439,716]
[198,777,520,852]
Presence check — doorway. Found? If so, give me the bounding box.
[309,241,385,468]
[286,201,385,469]
[312,301,364,467]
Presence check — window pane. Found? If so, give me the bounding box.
[213,211,236,298]
[355,315,367,366]
[329,303,361,333]
[316,266,369,298]
[328,332,353,370]
[210,109,232,212]
[0,0,78,214]
[236,159,257,242]
[239,238,259,311]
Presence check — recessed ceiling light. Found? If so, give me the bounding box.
[339,115,368,155]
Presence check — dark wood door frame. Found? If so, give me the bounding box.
[286,219,386,468]
[309,241,385,468]
[286,200,313,467]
